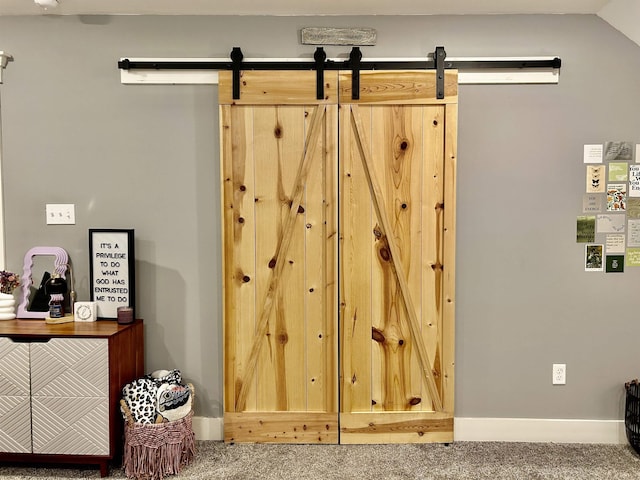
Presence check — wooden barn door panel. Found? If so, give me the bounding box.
[339,71,457,444]
[220,71,339,443]
[220,69,457,445]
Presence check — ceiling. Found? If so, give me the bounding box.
[0,0,616,16]
[0,0,637,47]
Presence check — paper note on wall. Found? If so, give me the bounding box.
[607,183,627,211]
[597,214,625,233]
[582,194,603,213]
[630,165,640,197]
[626,248,640,266]
[609,162,628,181]
[584,144,603,164]
[606,234,625,253]
[628,219,640,247]
[586,165,605,193]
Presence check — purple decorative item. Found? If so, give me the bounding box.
[117,306,134,325]
[17,246,69,319]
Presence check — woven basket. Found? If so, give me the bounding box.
[625,380,640,454]
[120,383,196,480]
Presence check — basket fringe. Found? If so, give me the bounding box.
[123,411,195,480]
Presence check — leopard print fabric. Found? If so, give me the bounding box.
[121,377,158,424]
[121,369,190,424]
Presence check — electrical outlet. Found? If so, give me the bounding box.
[553,363,566,385]
[46,204,75,225]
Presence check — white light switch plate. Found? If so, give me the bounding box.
[46,204,75,225]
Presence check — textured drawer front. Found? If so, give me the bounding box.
[30,338,109,455]
[0,338,31,453]
[30,338,109,397]
[32,397,109,455]
[0,338,30,395]
[0,397,32,453]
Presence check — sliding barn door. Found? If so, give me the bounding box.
[339,71,457,443]
[220,68,457,444]
[219,71,339,443]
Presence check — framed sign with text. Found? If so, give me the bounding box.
[89,229,135,319]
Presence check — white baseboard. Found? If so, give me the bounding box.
[192,416,627,444]
[193,416,224,441]
[454,417,626,444]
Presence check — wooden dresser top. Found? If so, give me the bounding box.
[0,319,142,339]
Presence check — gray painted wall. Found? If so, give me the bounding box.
[0,14,639,420]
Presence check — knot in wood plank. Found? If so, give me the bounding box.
[372,327,385,343]
[378,246,391,262]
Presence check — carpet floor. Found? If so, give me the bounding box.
[1,441,640,479]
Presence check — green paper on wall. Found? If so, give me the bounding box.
[626,248,640,266]
[608,162,628,181]
[605,255,624,272]
[576,216,595,243]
